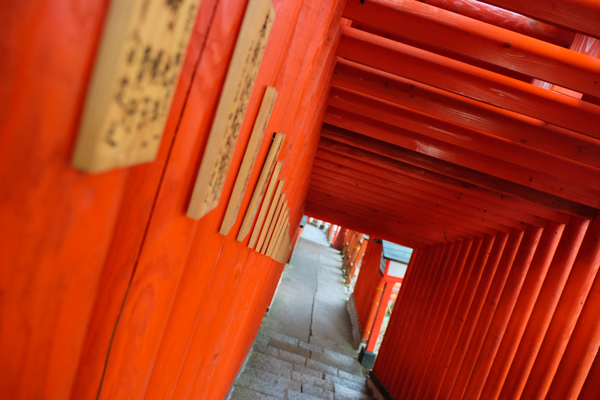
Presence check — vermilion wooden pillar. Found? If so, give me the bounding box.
[521,215,600,399]
[391,243,452,395]
[388,244,444,393]
[345,237,368,284]
[409,238,474,398]
[480,221,565,398]
[333,228,347,250]
[426,234,501,399]
[362,280,386,343]
[442,228,524,399]
[375,247,419,376]
[375,246,428,384]
[406,239,473,399]
[460,224,543,399]
[365,281,395,352]
[500,217,589,399]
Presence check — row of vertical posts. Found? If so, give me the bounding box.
[371,215,600,399]
[340,230,368,285]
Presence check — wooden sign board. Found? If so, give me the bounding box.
[219,87,279,235]
[72,0,201,172]
[261,199,287,255]
[247,162,283,247]
[252,180,284,250]
[187,0,275,220]
[237,135,285,241]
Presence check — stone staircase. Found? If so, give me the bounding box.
[228,328,374,400]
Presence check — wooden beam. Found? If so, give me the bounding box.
[314,151,533,229]
[311,167,511,233]
[307,189,467,242]
[331,59,600,169]
[321,121,597,218]
[318,135,574,224]
[478,0,600,40]
[309,177,499,236]
[336,26,600,138]
[344,0,600,97]
[419,0,574,47]
[326,89,600,205]
[351,22,532,83]
[305,201,432,248]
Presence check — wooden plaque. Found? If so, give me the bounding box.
[237,135,285,241]
[252,180,284,250]
[219,87,279,235]
[187,0,275,220]
[246,161,283,247]
[73,0,201,172]
[262,200,287,255]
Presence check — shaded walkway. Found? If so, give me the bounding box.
[261,225,356,357]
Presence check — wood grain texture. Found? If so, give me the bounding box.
[253,180,284,250]
[269,213,288,258]
[266,204,288,256]
[219,86,278,235]
[187,0,275,219]
[247,163,284,248]
[259,191,286,254]
[72,0,201,172]
[236,134,285,241]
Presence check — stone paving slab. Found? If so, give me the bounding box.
[231,386,281,400]
[269,338,312,358]
[337,370,366,385]
[287,390,325,400]
[310,352,362,377]
[291,370,334,391]
[333,383,372,400]
[255,333,271,346]
[278,348,309,365]
[302,384,335,400]
[260,329,300,345]
[254,343,280,357]
[306,358,337,376]
[294,363,323,379]
[238,367,301,398]
[299,341,325,353]
[248,352,293,379]
[325,375,370,394]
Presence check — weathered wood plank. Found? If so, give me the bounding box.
[187,0,275,219]
[265,204,288,256]
[219,87,278,235]
[246,161,284,247]
[258,191,286,254]
[72,0,201,172]
[250,179,285,249]
[269,213,289,259]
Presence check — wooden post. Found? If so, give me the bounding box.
[366,281,395,352]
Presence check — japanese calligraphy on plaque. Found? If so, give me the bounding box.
[72,0,201,172]
[187,0,275,220]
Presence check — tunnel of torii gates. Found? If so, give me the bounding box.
[4,0,600,399]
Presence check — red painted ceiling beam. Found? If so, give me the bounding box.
[420,0,575,47]
[336,26,600,137]
[313,155,526,230]
[308,187,469,241]
[310,170,506,235]
[318,134,576,224]
[309,181,489,238]
[306,188,463,242]
[326,88,600,199]
[478,0,600,40]
[351,22,533,83]
[304,202,429,248]
[331,59,600,169]
[323,108,600,211]
[344,0,600,97]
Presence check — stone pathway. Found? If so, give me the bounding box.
[228,226,373,399]
[230,329,373,400]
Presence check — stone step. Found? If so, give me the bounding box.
[231,330,374,400]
